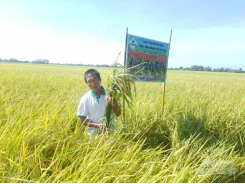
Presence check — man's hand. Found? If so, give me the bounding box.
[107,96,121,116]
[97,123,106,132]
[107,96,113,104]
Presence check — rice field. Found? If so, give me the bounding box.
[0,62,245,182]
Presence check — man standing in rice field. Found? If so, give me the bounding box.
[77,69,121,136]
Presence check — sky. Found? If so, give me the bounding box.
[1,0,245,70]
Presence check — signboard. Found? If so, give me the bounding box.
[125,34,169,82]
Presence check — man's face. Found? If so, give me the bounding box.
[86,73,101,93]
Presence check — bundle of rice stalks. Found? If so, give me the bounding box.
[104,59,136,129]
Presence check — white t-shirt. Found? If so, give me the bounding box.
[77,87,115,136]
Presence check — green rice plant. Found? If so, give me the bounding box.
[104,53,136,129]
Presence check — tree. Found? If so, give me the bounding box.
[197,65,204,71]
[9,58,18,62]
[224,68,230,72]
[205,66,212,71]
[218,67,224,72]
[237,68,243,73]
[191,65,197,71]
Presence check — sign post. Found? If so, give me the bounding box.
[162,30,172,114]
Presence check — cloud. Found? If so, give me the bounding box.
[97,25,106,32]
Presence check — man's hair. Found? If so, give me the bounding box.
[84,69,101,83]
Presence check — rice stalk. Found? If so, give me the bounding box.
[104,51,136,129]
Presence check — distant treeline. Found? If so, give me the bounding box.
[1,58,243,73]
[0,58,49,64]
[0,58,111,67]
[169,65,244,73]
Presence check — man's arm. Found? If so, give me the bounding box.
[79,118,105,131]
